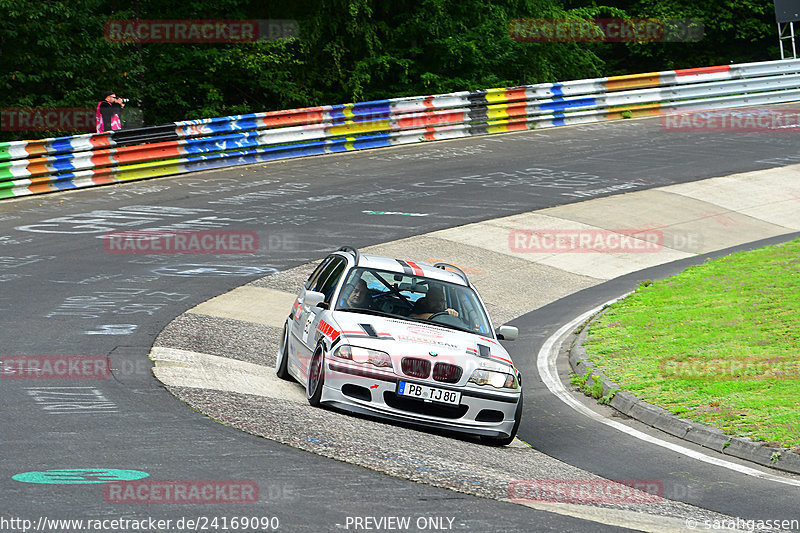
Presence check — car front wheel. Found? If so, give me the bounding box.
[306,346,325,406]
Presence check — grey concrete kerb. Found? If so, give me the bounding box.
[567,308,800,475]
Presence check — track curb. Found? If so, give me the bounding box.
[567,308,800,475]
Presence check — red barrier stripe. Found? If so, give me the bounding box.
[674,65,731,77]
[91,169,116,184]
[503,120,529,131]
[91,153,116,168]
[261,108,325,128]
[113,142,181,164]
[503,102,529,118]
[396,111,466,128]
[506,88,528,102]
[90,134,113,149]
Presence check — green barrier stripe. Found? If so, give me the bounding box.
[0,143,11,163]
[0,167,14,183]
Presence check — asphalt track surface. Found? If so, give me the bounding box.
[2,112,800,531]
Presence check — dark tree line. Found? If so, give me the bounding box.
[0,0,778,140]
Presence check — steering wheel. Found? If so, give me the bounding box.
[427,311,450,320]
[373,291,414,309]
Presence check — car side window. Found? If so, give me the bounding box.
[317,259,346,303]
[305,256,334,291]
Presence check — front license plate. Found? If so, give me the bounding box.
[397,381,461,405]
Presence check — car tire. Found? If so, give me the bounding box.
[306,346,325,406]
[276,323,293,381]
[481,391,523,446]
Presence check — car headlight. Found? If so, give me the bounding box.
[469,369,518,389]
[333,344,393,369]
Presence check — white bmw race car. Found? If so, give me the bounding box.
[276,247,523,445]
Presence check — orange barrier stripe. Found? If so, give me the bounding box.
[605,103,662,119]
[24,143,49,158]
[605,73,661,91]
[25,161,50,177]
[28,176,55,194]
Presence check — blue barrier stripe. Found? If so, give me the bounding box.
[42,132,393,180]
[329,102,392,120]
[52,177,75,190]
[50,138,78,153]
[550,84,564,97]
[539,97,596,112]
[177,132,393,168]
[181,131,263,153]
[51,154,79,172]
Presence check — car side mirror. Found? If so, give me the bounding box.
[304,290,326,308]
[496,325,518,341]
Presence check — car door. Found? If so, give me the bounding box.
[290,256,346,380]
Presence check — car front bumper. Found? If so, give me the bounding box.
[321,360,520,438]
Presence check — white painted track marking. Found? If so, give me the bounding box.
[537,301,800,488]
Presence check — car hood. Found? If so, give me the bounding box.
[329,310,515,373]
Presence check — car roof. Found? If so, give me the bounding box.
[335,250,469,287]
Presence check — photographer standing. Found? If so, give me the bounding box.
[95,91,126,133]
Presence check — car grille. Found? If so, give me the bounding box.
[401,357,431,379]
[432,362,462,384]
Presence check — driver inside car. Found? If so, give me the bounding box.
[409,285,458,320]
[340,279,372,310]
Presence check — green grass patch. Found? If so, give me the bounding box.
[585,238,800,449]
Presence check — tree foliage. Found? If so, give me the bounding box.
[0,0,782,140]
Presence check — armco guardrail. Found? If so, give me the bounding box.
[3,58,800,200]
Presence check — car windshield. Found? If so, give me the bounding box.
[335,267,493,336]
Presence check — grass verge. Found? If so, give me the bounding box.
[584,238,800,449]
